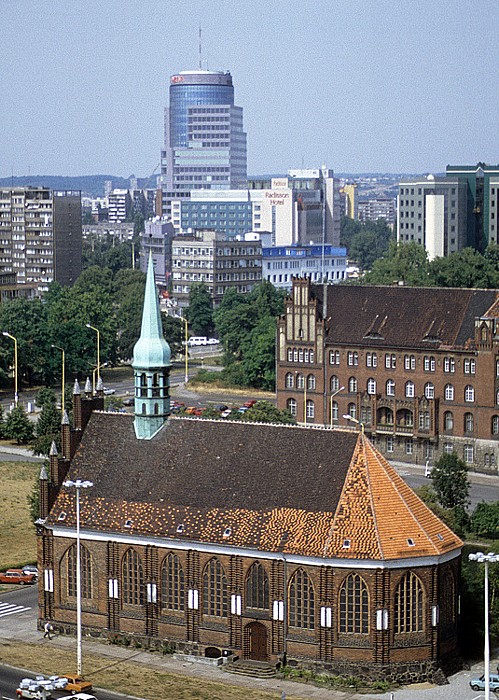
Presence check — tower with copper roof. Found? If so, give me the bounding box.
[132,253,171,439]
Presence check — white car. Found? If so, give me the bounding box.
[47,677,68,689]
[103,387,115,395]
[58,695,97,700]
[206,338,220,345]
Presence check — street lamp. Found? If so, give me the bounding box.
[342,413,365,433]
[2,331,18,405]
[63,479,94,677]
[469,551,499,700]
[330,386,345,428]
[51,344,65,415]
[85,324,100,393]
[174,315,189,384]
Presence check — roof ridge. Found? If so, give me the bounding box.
[361,434,384,558]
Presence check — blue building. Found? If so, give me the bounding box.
[161,70,247,198]
[262,244,347,289]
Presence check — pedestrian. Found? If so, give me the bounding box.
[43,620,52,639]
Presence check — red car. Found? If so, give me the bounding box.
[243,400,257,408]
[0,569,37,585]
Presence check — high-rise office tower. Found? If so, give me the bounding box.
[160,70,247,212]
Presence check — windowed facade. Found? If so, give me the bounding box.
[464,385,475,402]
[329,350,340,365]
[492,415,499,435]
[203,558,228,617]
[307,374,316,390]
[464,412,474,433]
[444,411,454,432]
[444,384,454,401]
[405,381,415,398]
[287,398,297,416]
[386,379,395,396]
[296,373,305,389]
[306,400,315,419]
[443,357,455,373]
[394,572,423,634]
[348,402,357,419]
[330,375,340,392]
[385,353,396,369]
[347,351,359,367]
[423,356,435,372]
[404,354,416,371]
[348,377,358,393]
[288,569,315,629]
[161,553,184,611]
[366,352,377,368]
[339,573,369,634]
[463,358,476,375]
[464,444,474,464]
[367,378,377,395]
[285,372,293,389]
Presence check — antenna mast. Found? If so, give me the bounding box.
[198,25,202,69]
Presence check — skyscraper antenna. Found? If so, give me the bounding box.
[199,25,202,69]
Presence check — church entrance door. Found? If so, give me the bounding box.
[244,621,268,661]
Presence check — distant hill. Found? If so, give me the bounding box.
[0,175,154,197]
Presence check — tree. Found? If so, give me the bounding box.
[240,400,296,425]
[471,502,499,539]
[429,248,499,288]
[33,388,61,456]
[340,217,393,270]
[240,316,277,390]
[187,284,213,336]
[5,405,34,444]
[363,241,432,286]
[431,453,470,509]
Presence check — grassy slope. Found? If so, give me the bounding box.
[0,460,39,570]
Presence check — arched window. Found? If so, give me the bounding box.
[405,381,415,398]
[245,562,269,610]
[287,398,297,416]
[203,558,227,617]
[348,376,357,393]
[339,573,369,634]
[122,548,144,605]
[66,544,92,599]
[386,379,395,396]
[285,372,294,389]
[444,411,454,432]
[330,375,340,392]
[331,401,338,421]
[367,378,376,395]
[465,385,475,402]
[492,415,499,435]
[424,382,434,399]
[288,569,315,629]
[394,572,424,633]
[307,374,316,390]
[141,403,146,415]
[161,553,184,611]
[296,374,305,389]
[444,384,454,401]
[464,412,474,433]
[154,403,159,415]
[348,402,357,420]
[306,399,314,419]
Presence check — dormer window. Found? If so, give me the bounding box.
[58,512,66,521]
[124,519,133,528]
[176,524,184,534]
[342,539,351,549]
[223,527,232,538]
[407,538,415,547]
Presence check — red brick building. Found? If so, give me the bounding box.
[276,278,499,470]
[36,258,462,683]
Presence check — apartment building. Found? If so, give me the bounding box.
[0,187,82,294]
[171,230,262,307]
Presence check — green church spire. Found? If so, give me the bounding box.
[132,254,171,439]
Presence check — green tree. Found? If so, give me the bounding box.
[5,405,34,444]
[471,502,499,539]
[187,283,214,336]
[240,316,277,390]
[429,248,499,288]
[340,217,393,270]
[241,400,296,424]
[431,453,470,509]
[363,241,432,286]
[33,388,61,456]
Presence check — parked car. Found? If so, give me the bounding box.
[16,684,52,700]
[206,338,220,345]
[220,409,232,418]
[243,400,257,408]
[58,695,96,700]
[122,397,133,407]
[469,674,499,691]
[185,406,203,416]
[22,565,39,577]
[47,677,68,690]
[103,387,115,395]
[60,675,92,693]
[0,569,37,585]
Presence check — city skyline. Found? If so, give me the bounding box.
[1,0,497,178]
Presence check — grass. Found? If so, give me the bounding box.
[0,642,296,700]
[0,460,39,570]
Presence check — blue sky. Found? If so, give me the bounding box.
[1,0,497,177]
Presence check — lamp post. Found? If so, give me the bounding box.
[51,344,65,415]
[342,413,365,433]
[85,324,100,393]
[2,331,18,405]
[330,386,345,428]
[63,479,94,677]
[174,315,189,384]
[469,552,499,700]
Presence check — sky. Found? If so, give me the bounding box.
[1,0,498,178]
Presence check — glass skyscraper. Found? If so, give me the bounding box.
[161,70,247,195]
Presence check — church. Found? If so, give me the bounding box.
[37,257,462,683]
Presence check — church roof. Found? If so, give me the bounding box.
[47,413,461,562]
[308,284,498,350]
